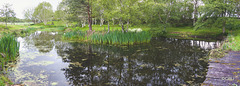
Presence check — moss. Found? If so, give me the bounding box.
[208,48,226,58]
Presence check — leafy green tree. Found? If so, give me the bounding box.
[194,0,237,33]
[0,3,16,29]
[54,0,69,27]
[33,2,54,25]
[65,0,93,31]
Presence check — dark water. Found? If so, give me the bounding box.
[9,31,221,86]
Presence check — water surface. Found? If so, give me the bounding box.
[9,31,221,86]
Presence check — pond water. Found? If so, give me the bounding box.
[8,31,221,86]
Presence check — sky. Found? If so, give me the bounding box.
[0,0,62,19]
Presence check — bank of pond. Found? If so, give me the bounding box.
[0,29,239,85]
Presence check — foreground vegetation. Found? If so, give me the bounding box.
[0,34,19,86]
[208,30,240,58]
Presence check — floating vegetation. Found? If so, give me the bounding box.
[90,31,152,45]
[26,61,55,66]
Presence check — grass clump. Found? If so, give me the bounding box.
[90,31,152,45]
[0,75,13,86]
[222,35,240,51]
[0,34,19,86]
[62,30,87,40]
[0,34,20,70]
[21,27,38,34]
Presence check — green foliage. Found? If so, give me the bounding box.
[21,27,38,33]
[23,8,34,22]
[194,0,238,32]
[226,18,240,31]
[0,75,13,86]
[223,35,240,51]
[62,30,87,40]
[0,34,19,70]
[90,31,152,45]
[0,3,16,28]
[33,1,54,25]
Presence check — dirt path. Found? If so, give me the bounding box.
[202,51,240,86]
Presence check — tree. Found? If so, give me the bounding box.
[0,3,16,29]
[194,0,237,33]
[54,1,69,27]
[24,8,35,23]
[33,2,53,25]
[65,0,93,31]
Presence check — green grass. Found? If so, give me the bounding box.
[0,75,13,86]
[150,26,224,40]
[0,34,20,71]
[223,34,240,51]
[90,31,152,45]
[21,27,39,33]
[39,27,65,32]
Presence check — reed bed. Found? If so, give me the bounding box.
[62,30,87,40]
[0,34,20,71]
[90,31,152,45]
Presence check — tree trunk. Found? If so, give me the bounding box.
[193,0,198,26]
[5,15,8,29]
[126,19,129,32]
[87,0,92,31]
[95,18,96,25]
[100,16,104,26]
[112,18,114,25]
[121,23,124,32]
[222,20,226,33]
[5,21,7,29]
[119,19,124,32]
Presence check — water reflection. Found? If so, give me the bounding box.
[57,38,219,85]
[9,32,221,86]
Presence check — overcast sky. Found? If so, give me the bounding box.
[0,0,62,19]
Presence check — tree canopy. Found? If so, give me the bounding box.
[0,3,16,29]
[33,2,54,25]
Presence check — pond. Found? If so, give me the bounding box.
[8,31,221,86]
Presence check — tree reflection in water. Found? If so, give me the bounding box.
[56,37,216,86]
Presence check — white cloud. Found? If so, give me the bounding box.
[0,0,62,19]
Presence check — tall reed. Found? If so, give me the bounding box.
[0,34,20,70]
[90,31,152,45]
[62,30,87,40]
